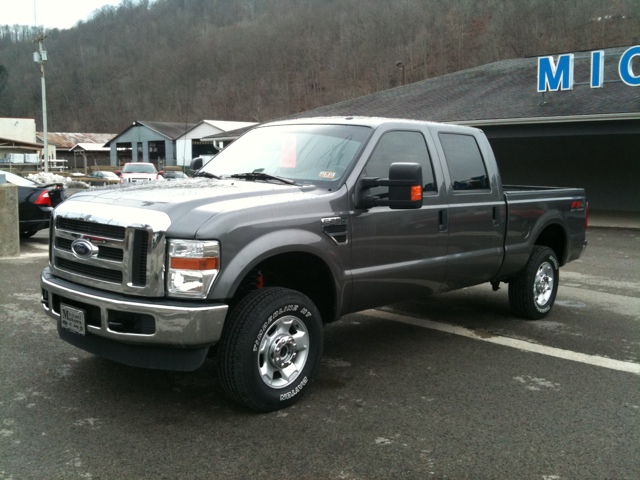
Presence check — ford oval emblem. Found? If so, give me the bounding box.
[71,238,98,259]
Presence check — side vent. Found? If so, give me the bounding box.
[321,217,348,245]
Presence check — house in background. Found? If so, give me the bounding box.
[175,120,257,166]
[40,132,116,172]
[105,121,196,169]
[69,143,112,173]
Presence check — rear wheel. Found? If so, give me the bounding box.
[217,287,323,412]
[508,246,559,320]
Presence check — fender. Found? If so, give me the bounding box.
[495,208,569,281]
[209,228,349,310]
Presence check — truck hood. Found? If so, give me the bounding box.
[61,178,317,235]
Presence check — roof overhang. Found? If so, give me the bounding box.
[452,112,640,127]
[0,137,43,149]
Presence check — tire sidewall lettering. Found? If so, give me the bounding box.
[279,376,308,402]
[253,304,302,352]
[247,298,320,405]
[535,302,551,313]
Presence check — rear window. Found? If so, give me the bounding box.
[439,133,490,191]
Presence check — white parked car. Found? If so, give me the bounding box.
[118,162,161,184]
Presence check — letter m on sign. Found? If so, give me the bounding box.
[537,54,574,92]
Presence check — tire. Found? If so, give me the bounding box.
[217,287,324,412]
[508,246,560,320]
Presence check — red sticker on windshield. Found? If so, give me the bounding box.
[280,135,297,168]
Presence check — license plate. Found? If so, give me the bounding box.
[60,304,86,336]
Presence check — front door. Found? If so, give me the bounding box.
[349,129,449,312]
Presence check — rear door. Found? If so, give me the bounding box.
[349,127,449,311]
[432,129,505,291]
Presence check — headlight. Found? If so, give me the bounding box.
[167,240,220,298]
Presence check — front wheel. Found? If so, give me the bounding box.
[217,287,324,412]
[508,246,559,320]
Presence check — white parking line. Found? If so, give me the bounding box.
[366,309,640,376]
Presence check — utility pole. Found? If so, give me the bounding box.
[33,34,49,173]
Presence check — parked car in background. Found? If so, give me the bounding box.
[161,171,188,181]
[86,171,120,186]
[2,171,66,238]
[117,162,161,184]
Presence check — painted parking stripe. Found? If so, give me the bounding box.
[366,309,640,376]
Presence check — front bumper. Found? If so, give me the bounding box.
[40,267,228,370]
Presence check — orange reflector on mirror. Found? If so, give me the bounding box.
[170,257,219,270]
[411,186,422,201]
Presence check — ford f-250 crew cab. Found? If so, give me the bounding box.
[40,117,587,411]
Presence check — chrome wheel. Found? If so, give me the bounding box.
[257,315,309,388]
[509,246,560,320]
[533,261,555,308]
[218,287,323,411]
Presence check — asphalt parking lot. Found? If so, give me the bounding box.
[1,227,638,479]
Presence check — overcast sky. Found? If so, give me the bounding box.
[2,0,124,30]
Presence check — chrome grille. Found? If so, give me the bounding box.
[57,217,126,239]
[49,202,171,297]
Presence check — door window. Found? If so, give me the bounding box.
[439,133,490,191]
[363,131,436,197]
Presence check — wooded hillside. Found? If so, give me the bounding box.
[0,0,638,133]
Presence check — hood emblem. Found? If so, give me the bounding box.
[71,238,99,259]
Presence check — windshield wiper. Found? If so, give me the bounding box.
[193,171,222,179]
[229,172,298,185]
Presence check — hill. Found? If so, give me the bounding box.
[0,0,638,132]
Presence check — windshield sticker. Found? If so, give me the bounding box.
[318,171,336,179]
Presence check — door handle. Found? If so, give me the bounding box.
[438,210,448,232]
[492,206,500,227]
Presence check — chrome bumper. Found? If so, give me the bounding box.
[40,267,228,347]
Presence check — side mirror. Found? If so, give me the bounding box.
[190,157,203,172]
[355,162,423,210]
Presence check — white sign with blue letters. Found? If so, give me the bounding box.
[537,45,640,92]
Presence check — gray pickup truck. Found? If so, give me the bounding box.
[40,117,587,411]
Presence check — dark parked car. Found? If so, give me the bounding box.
[2,171,66,238]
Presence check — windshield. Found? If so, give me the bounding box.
[122,163,157,174]
[199,124,371,184]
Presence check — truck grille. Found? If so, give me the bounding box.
[49,202,170,297]
[57,217,126,239]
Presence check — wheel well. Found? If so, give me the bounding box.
[535,224,567,265]
[232,252,336,323]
